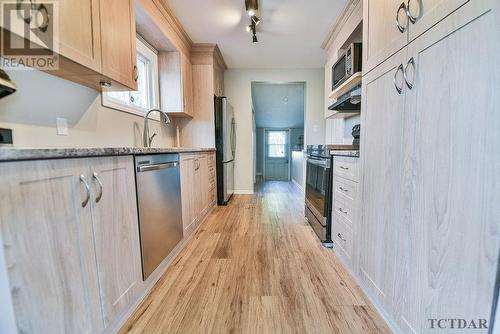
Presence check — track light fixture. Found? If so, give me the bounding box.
[244,0,260,43]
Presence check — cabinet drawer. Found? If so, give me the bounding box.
[333,157,359,181]
[333,215,353,260]
[334,176,358,202]
[333,195,356,225]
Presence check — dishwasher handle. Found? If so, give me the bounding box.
[136,161,179,173]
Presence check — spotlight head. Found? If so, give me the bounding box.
[252,34,258,43]
[247,9,255,16]
[252,16,260,25]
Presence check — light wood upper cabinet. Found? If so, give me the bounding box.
[159,51,194,118]
[401,3,500,332]
[88,156,142,328]
[181,53,194,116]
[58,0,102,72]
[0,0,137,91]
[99,0,138,90]
[363,0,408,73]
[407,0,469,42]
[0,159,103,334]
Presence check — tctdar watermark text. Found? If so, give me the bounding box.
[428,318,488,330]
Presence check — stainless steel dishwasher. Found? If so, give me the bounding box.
[135,154,183,280]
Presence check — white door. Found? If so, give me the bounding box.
[401,2,500,333]
[264,130,290,181]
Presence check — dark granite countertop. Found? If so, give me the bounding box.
[0,146,216,162]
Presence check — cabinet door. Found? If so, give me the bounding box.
[59,0,102,72]
[363,0,408,73]
[0,159,102,334]
[407,0,469,42]
[88,156,142,328]
[181,53,194,117]
[359,46,407,315]
[197,154,209,217]
[99,0,137,90]
[180,154,197,232]
[401,3,500,333]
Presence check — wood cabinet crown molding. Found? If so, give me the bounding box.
[191,43,228,71]
[321,0,362,51]
[152,0,193,54]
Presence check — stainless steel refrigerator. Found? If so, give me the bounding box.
[214,96,235,205]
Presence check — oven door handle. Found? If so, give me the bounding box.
[307,157,329,168]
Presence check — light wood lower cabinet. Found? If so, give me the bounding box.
[0,158,103,334]
[359,46,407,313]
[0,156,142,333]
[180,152,216,235]
[88,157,142,327]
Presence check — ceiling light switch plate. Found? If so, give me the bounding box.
[0,128,13,145]
[56,118,68,136]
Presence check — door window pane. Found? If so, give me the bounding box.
[267,131,287,158]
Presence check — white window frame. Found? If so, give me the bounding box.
[102,36,160,120]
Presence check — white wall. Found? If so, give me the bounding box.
[0,69,177,148]
[323,1,363,145]
[224,68,324,193]
[291,151,305,191]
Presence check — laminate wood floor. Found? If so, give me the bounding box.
[120,181,391,334]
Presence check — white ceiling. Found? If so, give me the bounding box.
[252,82,304,128]
[166,0,347,68]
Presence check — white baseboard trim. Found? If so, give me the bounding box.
[234,190,254,195]
[291,179,304,193]
[329,246,403,334]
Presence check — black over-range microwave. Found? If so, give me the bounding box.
[332,43,362,91]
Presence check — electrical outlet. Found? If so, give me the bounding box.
[56,118,68,136]
[0,128,13,145]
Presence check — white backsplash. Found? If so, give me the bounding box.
[325,115,360,145]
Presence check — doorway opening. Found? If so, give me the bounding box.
[251,82,305,188]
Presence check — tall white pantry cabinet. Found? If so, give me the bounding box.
[359,0,500,333]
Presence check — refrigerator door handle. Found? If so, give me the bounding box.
[231,119,236,156]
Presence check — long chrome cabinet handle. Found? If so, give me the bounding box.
[80,175,90,208]
[337,233,347,242]
[394,64,405,94]
[404,57,416,90]
[137,162,178,173]
[396,2,408,33]
[93,172,103,203]
[406,0,419,24]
